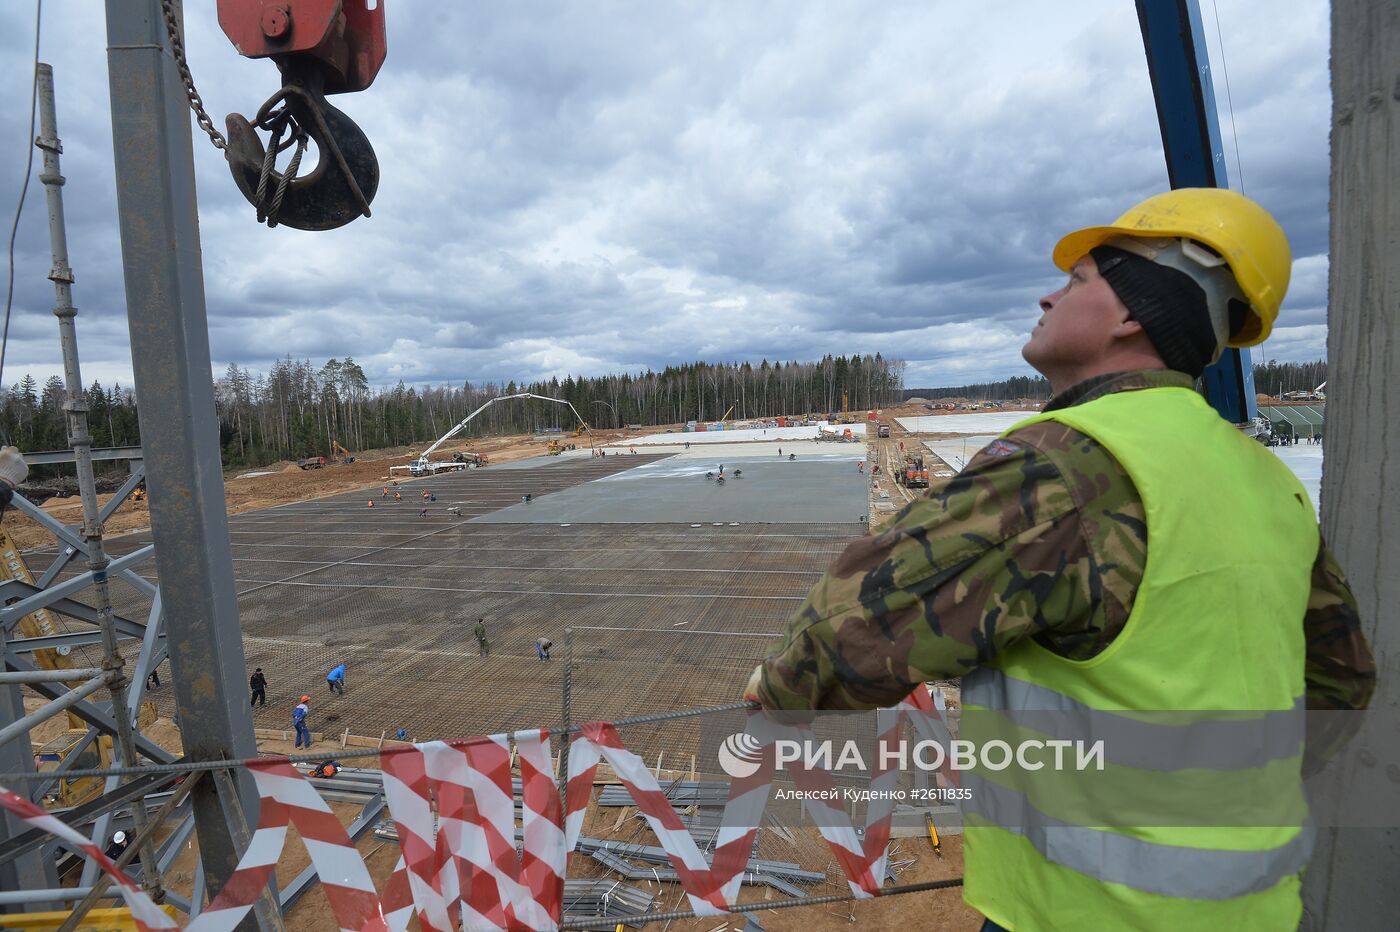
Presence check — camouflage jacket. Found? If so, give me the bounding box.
[758,370,1376,715]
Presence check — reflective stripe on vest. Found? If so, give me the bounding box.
[964,666,1305,772]
[963,772,1315,900]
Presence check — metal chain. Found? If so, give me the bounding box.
[159,0,227,150]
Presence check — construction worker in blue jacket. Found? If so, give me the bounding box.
[292,695,311,749]
[326,663,346,696]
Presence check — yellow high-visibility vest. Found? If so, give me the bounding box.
[962,386,1317,931]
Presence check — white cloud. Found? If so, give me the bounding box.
[0,1,1331,393]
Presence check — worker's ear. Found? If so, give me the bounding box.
[1113,312,1146,340]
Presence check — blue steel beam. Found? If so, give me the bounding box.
[1135,0,1257,424]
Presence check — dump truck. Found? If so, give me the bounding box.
[297,456,326,469]
[877,422,891,438]
[896,455,930,489]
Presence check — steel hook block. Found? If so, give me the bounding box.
[223,79,378,231]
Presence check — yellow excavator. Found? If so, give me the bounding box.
[2,527,154,808]
[330,439,355,464]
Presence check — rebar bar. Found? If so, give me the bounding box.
[559,878,965,929]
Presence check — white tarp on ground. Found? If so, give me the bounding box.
[600,440,862,461]
[895,412,1031,434]
[918,436,998,473]
[901,411,1323,516]
[1269,444,1322,517]
[619,422,866,445]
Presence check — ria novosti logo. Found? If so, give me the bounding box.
[715,731,1106,777]
[717,732,765,778]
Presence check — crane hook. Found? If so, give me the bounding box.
[223,65,378,231]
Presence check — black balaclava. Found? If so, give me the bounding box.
[1089,244,1218,378]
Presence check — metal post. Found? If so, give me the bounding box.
[103,0,263,914]
[1134,0,1256,424]
[35,61,161,899]
[558,626,573,785]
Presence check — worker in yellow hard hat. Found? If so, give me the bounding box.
[746,189,1374,931]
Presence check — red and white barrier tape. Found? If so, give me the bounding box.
[565,720,773,916]
[384,731,562,931]
[0,788,177,931]
[1,689,956,929]
[191,759,389,932]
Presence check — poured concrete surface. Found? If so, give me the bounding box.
[473,455,871,525]
[36,451,861,752]
[624,422,866,445]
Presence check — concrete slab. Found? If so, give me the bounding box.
[623,422,866,445]
[473,456,871,525]
[603,440,863,460]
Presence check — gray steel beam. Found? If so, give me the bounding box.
[156,809,196,875]
[0,675,108,749]
[21,446,145,466]
[5,626,155,655]
[0,768,177,864]
[126,588,165,719]
[3,497,157,599]
[7,655,174,764]
[99,466,146,525]
[0,582,147,641]
[0,624,59,910]
[0,547,156,632]
[104,0,260,909]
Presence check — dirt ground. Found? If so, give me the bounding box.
[8,408,968,550]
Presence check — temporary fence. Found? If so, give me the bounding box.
[0,690,961,931]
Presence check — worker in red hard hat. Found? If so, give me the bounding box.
[746,189,1375,931]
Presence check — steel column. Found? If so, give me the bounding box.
[103,1,261,911]
[0,623,58,910]
[1135,0,1256,423]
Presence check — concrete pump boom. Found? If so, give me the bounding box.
[405,392,593,474]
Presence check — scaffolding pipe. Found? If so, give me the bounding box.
[0,888,115,906]
[0,675,107,748]
[35,61,161,900]
[0,668,104,684]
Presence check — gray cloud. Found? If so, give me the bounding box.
[0,1,1332,394]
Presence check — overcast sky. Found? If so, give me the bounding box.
[0,1,1331,393]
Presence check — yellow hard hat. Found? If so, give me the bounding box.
[1051,188,1291,346]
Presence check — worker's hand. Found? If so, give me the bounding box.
[0,446,27,489]
[742,664,764,706]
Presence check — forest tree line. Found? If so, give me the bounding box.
[0,356,1327,470]
[1,354,905,468]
